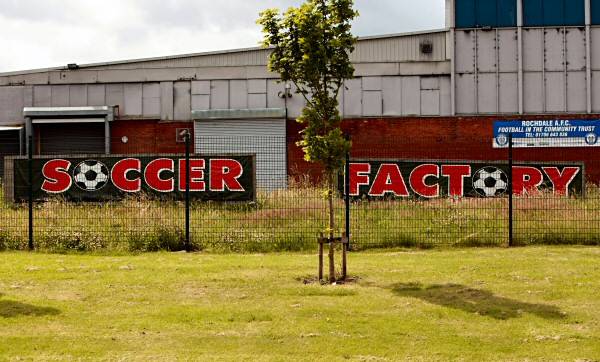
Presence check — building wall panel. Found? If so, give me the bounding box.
[69,85,87,107]
[401,76,421,115]
[0,87,24,125]
[524,72,543,113]
[421,89,440,116]
[160,82,174,120]
[476,30,497,72]
[343,78,362,117]
[523,29,544,71]
[191,81,211,95]
[123,83,143,116]
[23,86,33,108]
[545,72,566,112]
[362,91,382,116]
[210,80,229,109]
[591,27,600,70]
[142,83,161,117]
[566,28,586,71]
[498,73,518,113]
[230,80,248,109]
[87,84,106,106]
[106,84,125,116]
[286,83,305,119]
[439,76,452,116]
[498,29,518,72]
[421,76,440,90]
[591,71,600,112]
[33,86,51,107]
[544,28,565,72]
[362,76,383,91]
[248,93,267,109]
[455,30,475,73]
[173,81,191,121]
[455,74,476,113]
[51,85,69,107]
[567,71,587,112]
[248,79,267,94]
[267,80,285,109]
[192,95,210,111]
[382,77,402,116]
[477,73,498,113]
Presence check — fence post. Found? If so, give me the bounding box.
[184,132,191,252]
[345,138,351,251]
[508,133,514,247]
[27,135,34,251]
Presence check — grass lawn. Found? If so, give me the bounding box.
[0,247,599,361]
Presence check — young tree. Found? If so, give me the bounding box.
[258,0,358,282]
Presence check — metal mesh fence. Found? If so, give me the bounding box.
[1,134,599,252]
[512,138,600,246]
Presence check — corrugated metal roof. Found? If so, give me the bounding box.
[0,29,449,77]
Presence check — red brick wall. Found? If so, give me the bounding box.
[287,115,600,183]
[108,117,600,183]
[111,120,193,154]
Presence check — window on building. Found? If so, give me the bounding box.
[523,0,585,26]
[456,0,517,28]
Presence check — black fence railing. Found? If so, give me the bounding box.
[0,134,599,252]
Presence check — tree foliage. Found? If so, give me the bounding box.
[258,0,358,173]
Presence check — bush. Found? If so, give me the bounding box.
[127,226,194,252]
[37,229,107,252]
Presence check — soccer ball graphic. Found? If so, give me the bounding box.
[73,160,110,191]
[472,167,508,197]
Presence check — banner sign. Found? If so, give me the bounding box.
[494,120,600,148]
[13,155,256,202]
[341,160,584,199]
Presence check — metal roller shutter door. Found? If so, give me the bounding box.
[37,123,105,155]
[194,119,286,190]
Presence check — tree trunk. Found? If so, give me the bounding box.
[328,171,336,283]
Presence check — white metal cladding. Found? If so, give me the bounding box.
[52,31,448,71]
[194,119,287,191]
[454,28,520,114]
[454,26,593,115]
[0,74,454,125]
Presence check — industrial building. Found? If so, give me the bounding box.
[1,0,600,184]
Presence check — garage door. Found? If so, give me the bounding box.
[36,123,105,155]
[0,129,21,180]
[194,119,286,190]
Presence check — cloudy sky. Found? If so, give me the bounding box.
[0,0,445,73]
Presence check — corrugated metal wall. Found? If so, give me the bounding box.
[78,32,448,71]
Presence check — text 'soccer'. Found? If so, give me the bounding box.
[12,155,256,202]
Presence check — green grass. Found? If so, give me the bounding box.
[0,247,599,360]
[1,184,600,252]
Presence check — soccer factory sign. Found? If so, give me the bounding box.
[343,160,584,199]
[13,155,256,202]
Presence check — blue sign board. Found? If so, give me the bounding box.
[493,120,600,148]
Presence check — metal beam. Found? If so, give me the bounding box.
[517,0,524,115]
[586,0,593,113]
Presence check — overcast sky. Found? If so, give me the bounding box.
[0,0,445,73]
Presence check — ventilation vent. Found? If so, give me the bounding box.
[420,41,433,55]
